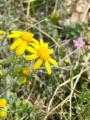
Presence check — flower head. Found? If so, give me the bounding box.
[19,76,27,84]
[22,67,30,76]
[0,107,7,118]
[25,39,58,74]
[7,31,38,55]
[0,98,7,108]
[73,38,85,48]
[0,98,7,118]
[0,30,5,35]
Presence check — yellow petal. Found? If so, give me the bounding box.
[25,54,38,60]
[32,38,39,44]
[45,61,51,75]
[11,30,22,33]
[44,43,48,48]
[16,41,27,55]
[33,59,43,70]
[0,30,5,34]
[7,32,21,38]
[26,46,36,53]
[10,38,22,49]
[31,43,40,49]
[40,39,44,46]
[49,58,58,66]
[49,49,54,54]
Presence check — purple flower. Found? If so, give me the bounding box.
[73,38,85,48]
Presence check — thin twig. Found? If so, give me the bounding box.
[44,66,89,120]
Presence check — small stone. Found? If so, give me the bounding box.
[59,19,70,26]
[76,2,87,13]
[70,12,80,23]
[64,19,71,26]
[87,27,90,31]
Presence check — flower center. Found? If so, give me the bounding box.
[38,47,50,61]
[22,32,33,43]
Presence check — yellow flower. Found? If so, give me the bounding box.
[0,30,5,35]
[0,98,7,108]
[0,98,7,118]
[19,76,27,84]
[22,67,30,76]
[0,107,7,118]
[7,30,38,55]
[25,39,58,75]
